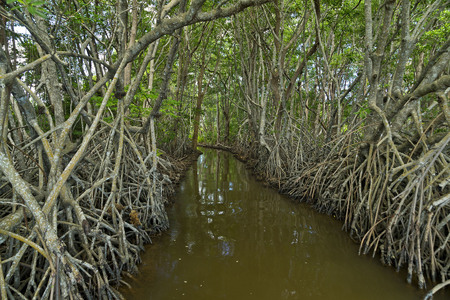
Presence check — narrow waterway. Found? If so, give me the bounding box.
[124,149,447,299]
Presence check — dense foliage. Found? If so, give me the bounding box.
[0,0,448,298]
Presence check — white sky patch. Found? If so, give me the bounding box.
[12,25,30,36]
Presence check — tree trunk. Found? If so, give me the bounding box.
[124,0,139,86]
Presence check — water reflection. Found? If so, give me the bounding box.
[124,149,448,300]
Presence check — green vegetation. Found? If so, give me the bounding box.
[0,0,448,298]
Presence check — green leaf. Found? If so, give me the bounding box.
[28,5,37,15]
[34,8,48,19]
[32,0,46,6]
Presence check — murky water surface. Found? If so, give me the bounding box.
[124,149,448,299]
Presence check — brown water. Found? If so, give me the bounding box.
[124,149,448,300]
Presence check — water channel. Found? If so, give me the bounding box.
[124,149,448,299]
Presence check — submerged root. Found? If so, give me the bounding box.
[237,121,449,290]
[0,124,184,299]
[291,134,448,288]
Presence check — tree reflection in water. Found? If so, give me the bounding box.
[124,149,448,300]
